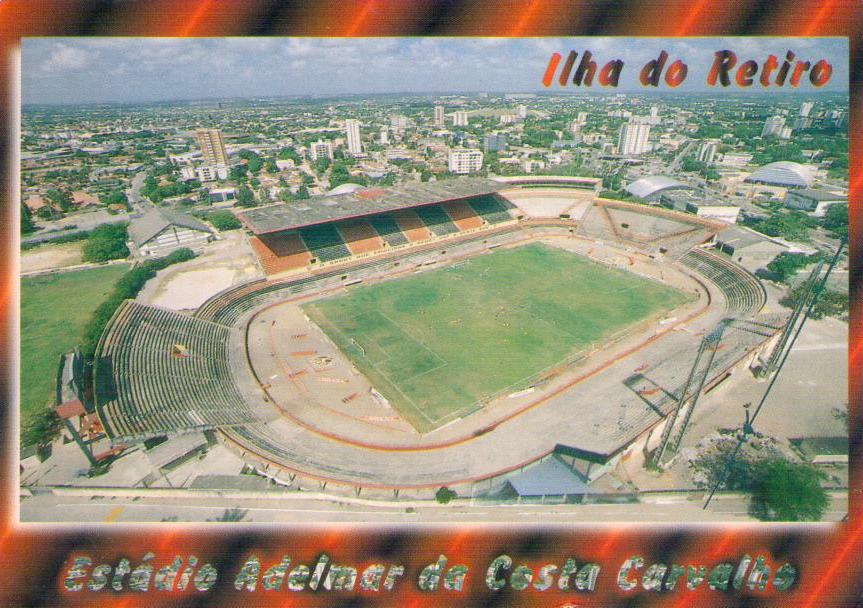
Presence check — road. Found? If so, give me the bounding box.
[127,170,153,213]
[666,139,696,174]
[18,490,847,524]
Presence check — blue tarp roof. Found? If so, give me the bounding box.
[507,457,593,496]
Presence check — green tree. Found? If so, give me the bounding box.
[780,285,848,320]
[765,252,819,283]
[822,204,848,239]
[749,458,828,522]
[230,164,248,182]
[206,210,242,231]
[236,185,256,207]
[82,223,129,263]
[45,188,73,212]
[296,184,310,200]
[435,487,457,504]
[20,203,35,235]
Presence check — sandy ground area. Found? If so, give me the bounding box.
[20,242,84,273]
[138,231,262,311]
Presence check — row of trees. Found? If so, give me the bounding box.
[80,248,196,360]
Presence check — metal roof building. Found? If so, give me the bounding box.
[744,161,814,188]
[624,175,694,201]
[239,177,506,235]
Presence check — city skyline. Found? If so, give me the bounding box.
[23,37,849,105]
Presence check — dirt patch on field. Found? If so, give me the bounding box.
[20,242,84,273]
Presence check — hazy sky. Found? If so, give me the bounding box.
[22,37,849,105]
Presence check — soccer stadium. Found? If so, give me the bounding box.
[89,177,779,500]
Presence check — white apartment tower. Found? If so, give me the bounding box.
[453,111,469,127]
[345,119,362,155]
[434,105,445,126]
[195,128,228,166]
[448,149,484,174]
[761,115,786,137]
[617,122,650,155]
[310,139,334,161]
[698,140,718,164]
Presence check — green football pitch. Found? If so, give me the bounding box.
[303,243,692,433]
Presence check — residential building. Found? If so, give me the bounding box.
[345,119,362,155]
[617,122,650,155]
[310,139,334,161]
[194,129,228,166]
[453,111,469,127]
[697,140,718,164]
[448,148,483,174]
[434,105,444,126]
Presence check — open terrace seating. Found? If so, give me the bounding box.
[467,194,516,225]
[679,248,766,318]
[413,204,460,237]
[298,224,352,263]
[94,301,267,440]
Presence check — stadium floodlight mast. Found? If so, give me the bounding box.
[703,239,845,511]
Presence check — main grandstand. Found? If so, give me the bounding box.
[88,176,781,499]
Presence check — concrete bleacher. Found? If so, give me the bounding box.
[413,204,460,237]
[679,248,766,318]
[393,209,433,242]
[94,300,269,441]
[298,224,352,263]
[337,219,386,256]
[468,194,515,225]
[250,233,312,275]
[368,214,410,247]
[441,200,484,231]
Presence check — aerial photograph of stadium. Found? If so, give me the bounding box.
[19,38,849,523]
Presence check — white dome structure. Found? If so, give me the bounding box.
[327,182,365,196]
[744,162,814,188]
[624,176,693,201]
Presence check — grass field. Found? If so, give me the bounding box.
[20,264,127,443]
[303,243,691,433]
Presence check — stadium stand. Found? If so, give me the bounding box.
[94,301,271,441]
[337,220,386,256]
[250,233,312,275]
[468,194,516,225]
[441,200,484,231]
[679,248,766,317]
[299,224,352,263]
[393,209,433,242]
[367,214,410,247]
[413,204,460,237]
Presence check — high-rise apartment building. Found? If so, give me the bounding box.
[434,105,445,126]
[761,115,786,137]
[345,119,362,155]
[310,139,334,161]
[195,129,228,166]
[617,122,650,155]
[448,148,483,174]
[697,140,718,164]
[453,111,469,127]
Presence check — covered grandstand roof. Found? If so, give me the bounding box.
[128,208,213,247]
[744,161,814,188]
[624,175,694,200]
[506,457,593,497]
[239,177,506,234]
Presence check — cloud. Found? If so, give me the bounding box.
[41,44,92,72]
